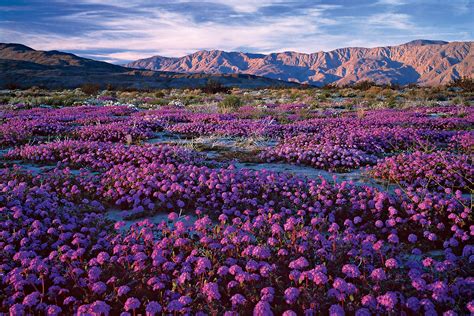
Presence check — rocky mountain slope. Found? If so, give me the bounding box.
[126,40,473,86]
[0,44,297,89]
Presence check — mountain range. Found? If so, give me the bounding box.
[1,40,472,90]
[126,40,473,86]
[0,44,296,89]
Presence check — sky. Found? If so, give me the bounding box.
[0,0,472,64]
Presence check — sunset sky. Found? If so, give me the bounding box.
[1,0,472,63]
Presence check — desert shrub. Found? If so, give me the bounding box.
[219,95,242,111]
[80,83,101,95]
[148,98,168,106]
[154,90,166,98]
[340,89,357,97]
[183,95,201,105]
[364,86,383,99]
[381,88,395,98]
[352,80,377,91]
[318,90,332,101]
[201,79,230,94]
[0,96,10,104]
[428,93,448,101]
[386,96,398,108]
[5,82,20,90]
[449,76,474,92]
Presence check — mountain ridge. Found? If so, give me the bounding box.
[0,43,298,89]
[126,40,473,86]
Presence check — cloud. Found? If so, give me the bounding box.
[367,12,415,30]
[374,0,406,6]
[181,0,286,13]
[1,0,341,59]
[0,0,471,63]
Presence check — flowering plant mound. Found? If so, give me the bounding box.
[98,163,313,215]
[450,131,474,153]
[168,118,281,138]
[6,141,203,170]
[261,139,377,172]
[73,122,154,142]
[368,151,473,193]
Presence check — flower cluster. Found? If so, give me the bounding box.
[369,151,473,192]
[73,122,154,143]
[6,141,203,170]
[0,104,472,314]
[2,175,472,314]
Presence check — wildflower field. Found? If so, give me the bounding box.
[0,96,473,315]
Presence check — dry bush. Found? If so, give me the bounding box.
[80,83,101,95]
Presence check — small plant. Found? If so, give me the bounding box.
[80,83,101,95]
[201,79,230,94]
[449,76,474,92]
[218,95,242,111]
[352,80,377,91]
[356,108,366,118]
[154,90,166,98]
[5,82,20,90]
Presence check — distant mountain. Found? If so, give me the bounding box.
[404,40,449,46]
[126,40,473,86]
[0,44,298,89]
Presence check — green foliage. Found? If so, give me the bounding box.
[147,98,168,106]
[154,91,166,98]
[183,95,201,105]
[1,83,471,110]
[386,96,398,108]
[219,95,242,111]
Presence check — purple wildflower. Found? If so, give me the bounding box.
[9,304,25,316]
[377,292,398,311]
[284,287,300,304]
[124,298,140,311]
[90,301,111,316]
[329,304,345,316]
[289,257,309,270]
[202,282,221,302]
[146,301,162,316]
[117,285,131,296]
[253,300,273,316]
[370,268,387,281]
[91,282,107,295]
[342,264,361,278]
[230,294,246,306]
[385,258,398,269]
[23,292,40,307]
